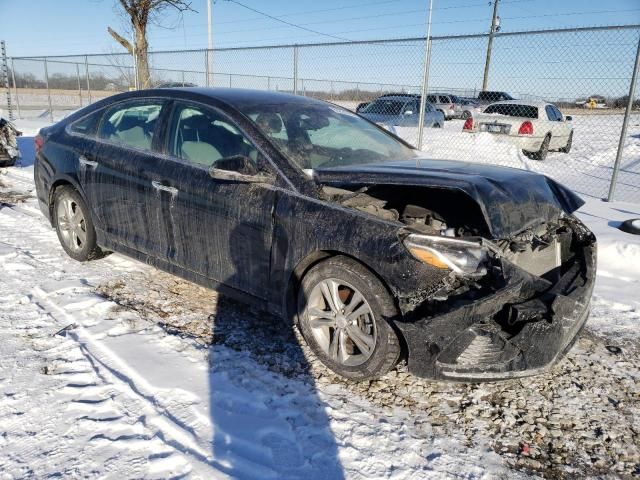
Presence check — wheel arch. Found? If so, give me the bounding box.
[47,176,97,228]
[283,249,399,326]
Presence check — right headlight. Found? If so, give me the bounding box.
[403,234,489,276]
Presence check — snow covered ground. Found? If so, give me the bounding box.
[0,116,639,478]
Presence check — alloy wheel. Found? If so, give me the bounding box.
[305,278,377,366]
[56,196,87,252]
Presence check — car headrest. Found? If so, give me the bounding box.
[255,112,283,134]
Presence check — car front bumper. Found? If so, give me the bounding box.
[395,240,596,382]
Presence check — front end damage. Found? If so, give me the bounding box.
[396,216,596,381]
[317,166,596,381]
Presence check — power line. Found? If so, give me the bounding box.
[224,0,353,42]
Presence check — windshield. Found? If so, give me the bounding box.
[360,99,405,115]
[240,102,417,170]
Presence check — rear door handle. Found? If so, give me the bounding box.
[79,155,98,168]
[151,180,179,195]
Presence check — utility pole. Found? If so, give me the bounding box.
[207,0,214,86]
[482,0,500,91]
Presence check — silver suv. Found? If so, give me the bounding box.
[426,93,464,120]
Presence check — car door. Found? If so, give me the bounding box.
[544,105,565,148]
[159,100,277,298]
[552,106,571,145]
[79,98,171,257]
[400,100,419,126]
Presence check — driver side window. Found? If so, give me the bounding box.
[170,103,258,168]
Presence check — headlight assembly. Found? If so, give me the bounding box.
[403,234,489,276]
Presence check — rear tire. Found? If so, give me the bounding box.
[433,123,442,128]
[523,134,551,161]
[53,186,103,262]
[559,131,573,154]
[297,256,401,381]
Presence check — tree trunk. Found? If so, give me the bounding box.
[134,24,150,88]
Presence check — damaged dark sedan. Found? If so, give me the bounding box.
[34,88,596,381]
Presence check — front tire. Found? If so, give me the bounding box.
[53,186,103,262]
[297,256,401,381]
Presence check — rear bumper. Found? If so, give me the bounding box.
[396,239,596,382]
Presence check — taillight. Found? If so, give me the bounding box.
[463,117,474,130]
[518,121,534,135]
[449,104,454,110]
[35,135,44,153]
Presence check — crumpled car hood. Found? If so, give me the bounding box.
[313,159,585,238]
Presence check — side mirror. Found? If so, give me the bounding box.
[565,115,572,121]
[209,155,274,184]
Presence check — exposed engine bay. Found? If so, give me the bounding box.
[322,183,591,308]
[321,182,596,380]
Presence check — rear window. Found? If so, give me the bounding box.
[69,110,102,136]
[483,104,538,119]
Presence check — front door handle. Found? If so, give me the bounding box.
[151,180,179,195]
[79,154,98,168]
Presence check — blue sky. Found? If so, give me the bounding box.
[1,0,639,100]
[1,0,639,56]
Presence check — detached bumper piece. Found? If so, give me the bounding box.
[397,241,596,382]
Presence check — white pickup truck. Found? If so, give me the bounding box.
[462,100,573,160]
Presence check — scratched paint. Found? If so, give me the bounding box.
[32,88,597,381]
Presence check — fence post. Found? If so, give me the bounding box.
[267,76,270,90]
[417,38,434,151]
[132,39,139,90]
[85,55,92,103]
[229,74,232,88]
[0,41,13,120]
[293,45,299,95]
[181,70,185,87]
[608,36,640,202]
[417,0,434,152]
[205,50,210,87]
[10,58,20,119]
[76,62,82,107]
[43,58,53,123]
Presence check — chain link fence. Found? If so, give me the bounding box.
[2,25,639,202]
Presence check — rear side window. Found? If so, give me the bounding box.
[427,95,436,103]
[169,102,258,167]
[69,110,102,136]
[98,101,164,151]
[484,104,538,118]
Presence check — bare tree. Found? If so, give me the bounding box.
[108,0,193,89]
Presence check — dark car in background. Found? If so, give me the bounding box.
[34,88,595,382]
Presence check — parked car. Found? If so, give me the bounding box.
[476,91,516,105]
[462,101,573,160]
[358,94,444,128]
[0,116,21,167]
[426,93,464,120]
[459,97,482,119]
[34,88,595,382]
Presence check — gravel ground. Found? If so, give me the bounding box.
[96,268,640,479]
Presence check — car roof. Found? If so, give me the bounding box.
[374,95,416,102]
[143,87,331,109]
[487,100,552,108]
